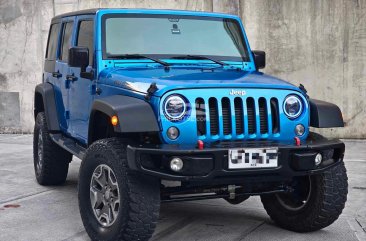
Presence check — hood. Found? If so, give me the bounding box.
[99,67,300,97]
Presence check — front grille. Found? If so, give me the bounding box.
[247,98,256,134]
[208,98,219,135]
[222,98,232,135]
[195,96,280,139]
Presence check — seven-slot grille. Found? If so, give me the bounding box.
[195,97,280,139]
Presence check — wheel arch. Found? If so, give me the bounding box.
[309,99,344,128]
[88,95,160,145]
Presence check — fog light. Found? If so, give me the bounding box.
[295,124,305,136]
[315,153,322,166]
[170,157,183,172]
[167,127,179,140]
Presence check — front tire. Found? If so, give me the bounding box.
[33,112,72,185]
[78,138,160,241]
[261,162,348,232]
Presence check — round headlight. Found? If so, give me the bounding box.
[164,95,187,121]
[283,95,303,119]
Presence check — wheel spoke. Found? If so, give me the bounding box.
[108,170,118,191]
[90,186,104,209]
[110,199,120,219]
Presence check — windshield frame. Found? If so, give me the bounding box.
[101,13,251,62]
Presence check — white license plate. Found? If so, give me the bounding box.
[228,148,278,169]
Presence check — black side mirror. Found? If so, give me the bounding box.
[252,50,266,69]
[68,47,89,72]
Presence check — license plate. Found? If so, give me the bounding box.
[228,148,278,169]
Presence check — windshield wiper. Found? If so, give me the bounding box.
[108,54,170,67]
[170,55,228,66]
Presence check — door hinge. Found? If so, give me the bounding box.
[91,84,101,95]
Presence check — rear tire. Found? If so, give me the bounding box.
[33,112,72,185]
[261,162,348,232]
[78,138,160,241]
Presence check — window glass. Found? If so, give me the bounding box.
[77,20,94,65]
[104,16,248,61]
[46,23,60,60]
[60,22,74,62]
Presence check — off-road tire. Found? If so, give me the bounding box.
[33,112,72,185]
[261,162,348,232]
[78,138,160,241]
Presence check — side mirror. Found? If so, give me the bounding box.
[252,50,266,69]
[68,47,89,72]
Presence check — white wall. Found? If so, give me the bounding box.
[0,0,365,138]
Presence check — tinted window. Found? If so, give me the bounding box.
[60,22,74,62]
[77,20,94,65]
[46,23,60,60]
[103,16,248,61]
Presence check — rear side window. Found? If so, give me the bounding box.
[60,22,74,62]
[77,20,94,66]
[46,23,60,60]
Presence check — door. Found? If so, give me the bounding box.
[68,17,95,143]
[43,21,69,131]
[56,18,75,134]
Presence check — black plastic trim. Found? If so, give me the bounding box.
[309,99,344,128]
[89,95,160,139]
[126,139,345,182]
[34,83,60,131]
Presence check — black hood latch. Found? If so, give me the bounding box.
[145,82,158,101]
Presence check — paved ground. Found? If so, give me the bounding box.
[0,135,365,241]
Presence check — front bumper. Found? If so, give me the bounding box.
[126,138,345,182]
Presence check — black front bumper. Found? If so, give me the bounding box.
[126,139,345,182]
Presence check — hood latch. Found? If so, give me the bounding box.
[145,82,158,101]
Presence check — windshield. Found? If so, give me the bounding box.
[102,14,249,62]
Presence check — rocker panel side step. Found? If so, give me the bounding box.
[50,133,86,160]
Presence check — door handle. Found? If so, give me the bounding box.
[52,71,62,78]
[66,74,78,82]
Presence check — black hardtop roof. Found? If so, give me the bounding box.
[52,8,100,20]
[51,8,237,22]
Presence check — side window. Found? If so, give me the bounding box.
[46,23,60,60]
[60,22,74,62]
[77,20,94,66]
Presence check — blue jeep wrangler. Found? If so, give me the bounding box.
[33,8,348,241]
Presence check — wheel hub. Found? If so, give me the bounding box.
[104,188,112,201]
[90,164,120,227]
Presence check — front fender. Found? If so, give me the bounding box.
[89,95,160,134]
[309,99,344,128]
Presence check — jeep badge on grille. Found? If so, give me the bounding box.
[229,89,246,96]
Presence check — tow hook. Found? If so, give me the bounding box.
[228,185,236,200]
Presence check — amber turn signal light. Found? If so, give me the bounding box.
[111,115,118,126]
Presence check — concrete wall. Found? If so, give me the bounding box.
[0,0,365,138]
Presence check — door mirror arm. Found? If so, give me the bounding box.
[80,70,94,80]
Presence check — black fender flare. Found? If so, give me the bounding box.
[309,99,344,128]
[89,95,160,138]
[34,83,60,131]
